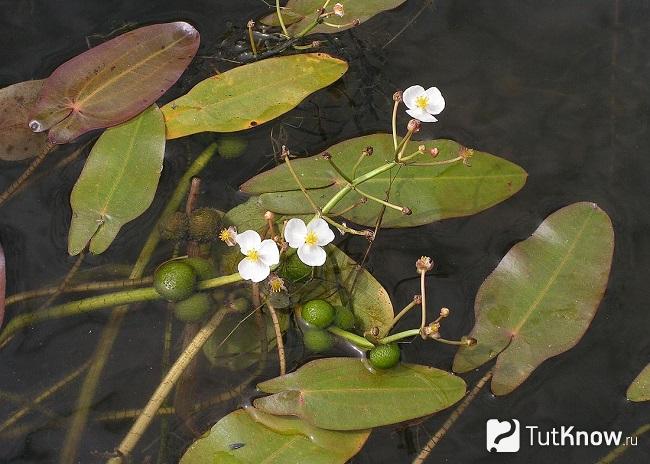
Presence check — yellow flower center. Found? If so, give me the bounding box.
[415,95,429,110]
[304,231,318,245]
[218,229,232,242]
[247,249,260,261]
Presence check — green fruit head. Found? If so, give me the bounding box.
[368,343,401,369]
[302,329,333,353]
[300,299,335,329]
[173,293,213,322]
[280,252,312,283]
[183,257,216,280]
[334,306,356,330]
[159,211,188,241]
[188,208,223,243]
[154,261,197,302]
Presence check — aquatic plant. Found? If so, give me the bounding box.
[0,1,638,464]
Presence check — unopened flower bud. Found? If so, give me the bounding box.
[264,211,275,221]
[247,19,255,28]
[333,3,345,17]
[418,145,426,153]
[430,147,439,158]
[322,151,332,160]
[393,91,403,102]
[440,307,450,318]
[401,207,412,215]
[461,336,477,346]
[416,256,433,273]
[311,40,321,48]
[363,146,374,156]
[352,18,361,27]
[413,294,422,305]
[407,119,421,133]
[281,145,290,159]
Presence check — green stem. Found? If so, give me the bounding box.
[0,272,242,347]
[391,100,400,149]
[276,0,290,38]
[379,328,420,345]
[391,298,420,328]
[327,326,375,350]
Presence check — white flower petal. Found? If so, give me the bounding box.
[298,244,327,267]
[424,87,445,114]
[258,239,280,266]
[236,230,262,255]
[406,108,438,122]
[238,257,270,282]
[402,85,425,109]
[306,217,335,246]
[284,218,307,248]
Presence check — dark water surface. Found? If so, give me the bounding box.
[1,0,649,463]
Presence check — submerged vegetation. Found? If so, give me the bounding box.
[0,1,642,463]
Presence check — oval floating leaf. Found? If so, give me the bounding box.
[627,364,650,402]
[161,53,348,139]
[254,357,466,430]
[261,0,407,35]
[68,105,165,255]
[453,202,615,395]
[180,408,369,464]
[0,80,50,161]
[0,241,5,329]
[30,22,199,144]
[241,134,527,227]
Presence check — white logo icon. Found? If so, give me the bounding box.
[486,419,520,452]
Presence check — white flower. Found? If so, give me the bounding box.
[236,230,280,282]
[284,217,335,266]
[333,3,345,17]
[402,85,445,123]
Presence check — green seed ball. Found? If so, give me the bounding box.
[183,257,216,280]
[368,343,401,369]
[280,252,312,283]
[216,136,248,159]
[334,306,356,330]
[159,211,189,241]
[173,293,212,322]
[188,208,223,243]
[154,261,197,302]
[303,329,333,353]
[301,299,335,329]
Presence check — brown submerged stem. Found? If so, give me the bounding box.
[412,367,494,464]
[0,144,55,208]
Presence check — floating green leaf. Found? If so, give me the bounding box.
[453,202,614,395]
[68,105,165,255]
[261,0,407,35]
[180,408,369,464]
[254,357,466,430]
[161,53,348,139]
[0,80,50,161]
[241,134,527,227]
[627,364,650,402]
[30,22,199,144]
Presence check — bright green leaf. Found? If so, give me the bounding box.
[162,53,348,139]
[254,357,466,430]
[240,134,527,227]
[180,408,369,464]
[68,105,165,255]
[261,0,407,35]
[453,202,615,395]
[627,364,650,402]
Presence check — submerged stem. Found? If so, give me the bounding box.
[0,145,54,208]
[59,143,218,464]
[412,368,494,464]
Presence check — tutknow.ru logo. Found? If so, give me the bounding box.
[486,419,638,453]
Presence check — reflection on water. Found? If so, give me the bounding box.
[1,0,649,463]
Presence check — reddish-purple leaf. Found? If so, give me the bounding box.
[0,80,50,161]
[0,241,5,329]
[29,22,199,144]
